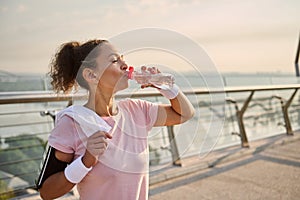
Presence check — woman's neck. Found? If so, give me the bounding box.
[85,88,117,117]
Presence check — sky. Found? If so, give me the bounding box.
[0,0,299,75]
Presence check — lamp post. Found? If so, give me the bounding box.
[295,31,300,77]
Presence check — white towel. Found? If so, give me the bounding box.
[55,105,112,137]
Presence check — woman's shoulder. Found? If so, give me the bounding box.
[118,98,153,108]
[51,115,76,137]
[117,98,158,115]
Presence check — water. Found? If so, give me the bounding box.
[0,71,298,91]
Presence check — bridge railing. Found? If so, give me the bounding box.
[0,84,299,198]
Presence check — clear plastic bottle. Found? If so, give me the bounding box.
[127,66,175,87]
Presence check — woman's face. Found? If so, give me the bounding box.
[95,42,129,92]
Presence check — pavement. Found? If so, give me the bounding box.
[149,133,300,200]
[11,132,300,200]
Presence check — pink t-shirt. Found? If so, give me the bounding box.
[48,99,158,200]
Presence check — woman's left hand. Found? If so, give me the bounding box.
[140,66,161,89]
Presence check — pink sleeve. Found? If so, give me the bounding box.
[135,99,159,132]
[48,115,76,154]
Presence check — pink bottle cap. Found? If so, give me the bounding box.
[128,66,134,79]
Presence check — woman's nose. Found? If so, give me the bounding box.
[119,56,128,70]
[121,63,128,71]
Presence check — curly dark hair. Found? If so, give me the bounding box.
[49,39,108,93]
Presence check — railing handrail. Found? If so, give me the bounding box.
[194,84,300,94]
[1,84,300,104]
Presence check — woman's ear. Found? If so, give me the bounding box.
[82,68,98,85]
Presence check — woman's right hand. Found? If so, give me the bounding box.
[82,131,112,167]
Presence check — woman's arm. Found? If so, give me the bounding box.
[154,90,195,126]
[140,67,194,127]
[39,150,75,200]
[39,131,111,199]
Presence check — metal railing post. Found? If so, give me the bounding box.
[273,88,298,135]
[167,126,182,166]
[226,91,254,148]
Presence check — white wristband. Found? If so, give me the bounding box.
[157,84,180,99]
[64,155,92,184]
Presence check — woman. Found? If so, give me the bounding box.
[38,39,194,200]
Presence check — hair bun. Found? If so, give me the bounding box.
[50,39,107,93]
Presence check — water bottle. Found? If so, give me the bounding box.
[127,66,175,87]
